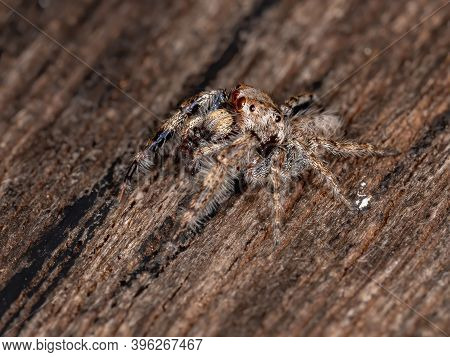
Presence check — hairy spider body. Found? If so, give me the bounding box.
[121,84,395,244]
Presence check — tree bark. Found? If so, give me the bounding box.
[0,0,448,336]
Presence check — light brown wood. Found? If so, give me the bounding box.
[0,0,448,336]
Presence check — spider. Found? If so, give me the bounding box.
[120,84,396,244]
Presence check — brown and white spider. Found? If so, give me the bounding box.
[120,84,396,244]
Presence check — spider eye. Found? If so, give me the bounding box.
[249,104,256,112]
[275,115,282,122]
[236,96,246,110]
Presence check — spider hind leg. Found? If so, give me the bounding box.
[120,89,229,202]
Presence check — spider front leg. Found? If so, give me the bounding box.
[245,155,271,186]
[268,150,285,245]
[294,140,353,209]
[309,137,397,157]
[244,149,287,245]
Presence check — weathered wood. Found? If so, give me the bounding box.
[0,0,448,336]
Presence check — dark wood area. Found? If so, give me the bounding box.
[0,0,448,336]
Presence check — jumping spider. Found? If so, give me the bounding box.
[120,84,396,244]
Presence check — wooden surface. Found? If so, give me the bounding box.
[0,0,449,336]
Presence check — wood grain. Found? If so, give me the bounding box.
[0,0,448,336]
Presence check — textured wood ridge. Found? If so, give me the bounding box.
[0,0,449,336]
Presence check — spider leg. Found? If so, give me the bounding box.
[120,89,228,201]
[119,115,182,201]
[294,141,353,209]
[185,139,233,176]
[191,141,233,166]
[180,134,254,230]
[309,137,398,157]
[281,92,322,118]
[268,150,284,245]
[187,109,237,158]
[183,109,238,174]
[245,155,271,186]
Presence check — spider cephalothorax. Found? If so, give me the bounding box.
[121,84,396,244]
[231,84,287,144]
